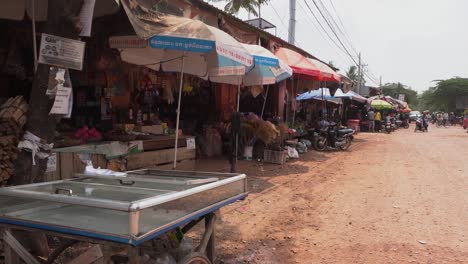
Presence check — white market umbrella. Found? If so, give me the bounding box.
[114,16,253,169]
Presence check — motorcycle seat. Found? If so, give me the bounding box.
[338,128,354,135]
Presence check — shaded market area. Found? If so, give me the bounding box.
[0,1,466,264]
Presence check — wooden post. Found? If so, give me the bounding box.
[204,213,216,262]
[2,230,40,264]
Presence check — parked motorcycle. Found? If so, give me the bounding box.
[400,119,410,129]
[313,121,354,151]
[384,121,393,134]
[415,118,428,132]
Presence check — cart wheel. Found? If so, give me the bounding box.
[178,252,212,264]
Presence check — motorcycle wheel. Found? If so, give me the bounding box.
[339,137,351,151]
[314,137,327,151]
[404,123,409,129]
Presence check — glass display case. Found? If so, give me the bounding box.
[0,170,247,245]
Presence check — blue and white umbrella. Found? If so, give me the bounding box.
[210,44,293,86]
[114,16,253,168]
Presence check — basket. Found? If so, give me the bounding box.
[263,149,286,164]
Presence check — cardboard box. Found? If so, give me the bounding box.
[136,125,163,135]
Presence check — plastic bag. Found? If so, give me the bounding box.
[287,146,299,159]
[296,142,308,154]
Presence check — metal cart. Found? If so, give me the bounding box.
[0,169,248,263]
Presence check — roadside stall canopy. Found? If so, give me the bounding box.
[370,99,393,110]
[309,59,341,83]
[274,47,322,80]
[209,43,293,86]
[334,88,367,103]
[296,88,342,104]
[117,2,254,168]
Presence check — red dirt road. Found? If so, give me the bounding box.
[216,126,468,263]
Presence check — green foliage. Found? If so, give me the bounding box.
[209,0,270,16]
[346,65,357,81]
[418,78,468,112]
[328,61,339,72]
[382,82,418,107]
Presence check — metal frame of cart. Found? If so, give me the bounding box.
[0,169,248,263]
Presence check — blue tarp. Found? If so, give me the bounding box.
[296,88,342,104]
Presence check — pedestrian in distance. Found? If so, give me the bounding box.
[375,111,382,132]
[367,109,375,132]
[443,112,449,127]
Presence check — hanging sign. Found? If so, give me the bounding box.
[50,86,73,115]
[186,138,196,150]
[38,33,86,70]
[46,153,57,173]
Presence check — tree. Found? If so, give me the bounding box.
[346,65,357,82]
[13,0,83,185]
[418,78,468,112]
[328,61,339,72]
[210,0,270,16]
[382,82,418,107]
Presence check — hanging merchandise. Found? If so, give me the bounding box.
[161,74,175,104]
[182,76,193,95]
[137,73,159,124]
[250,85,263,98]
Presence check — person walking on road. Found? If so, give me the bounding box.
[443,112,449,127]
[368,109,375,132]
[375,111,382,132]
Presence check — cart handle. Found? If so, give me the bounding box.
[119,179,136,186]
[55,188,73,196]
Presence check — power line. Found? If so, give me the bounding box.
[307,0,359,66]
[269,3,303,47]
[317,0,359,57]
[310,0,381,85]
[296,1,355,67]
[301,0,353,61]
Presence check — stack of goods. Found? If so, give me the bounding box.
[0,96,28,185]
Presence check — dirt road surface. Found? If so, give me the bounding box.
[216,126,468,263]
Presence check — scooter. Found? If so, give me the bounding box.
[415,118,428,132]
[314,122,355,151]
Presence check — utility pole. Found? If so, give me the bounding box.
[379,76,383,94]
[289,0,296,44]
[357,52,362,94]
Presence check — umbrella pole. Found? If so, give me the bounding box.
[235,82,240,165]
[173,55,185,169]
[260,85,269,119]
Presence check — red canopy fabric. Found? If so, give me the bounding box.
[309,58,341,83]
[274,47,321,80]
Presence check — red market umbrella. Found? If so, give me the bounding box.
[274,47,321,79]
[309,58,341,83]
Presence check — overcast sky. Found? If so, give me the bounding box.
[208,0,468,92]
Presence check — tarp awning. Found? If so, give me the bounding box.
[296,88,342,104]
[309,59,341,83]
[334,88,367,103]
[274,47,321,79]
